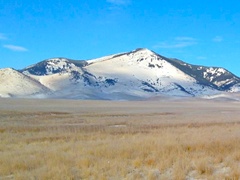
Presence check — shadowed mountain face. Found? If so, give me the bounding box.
[1,48,240,100]
[165,57,240,91]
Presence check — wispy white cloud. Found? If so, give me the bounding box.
[3,44,28,52]
[106,0,131,5]
[153,37,197,49]
[212,36,223,42]
[0,33,7,40]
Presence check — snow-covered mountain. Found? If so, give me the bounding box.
[1,48,240,100]
[0,68,50,98]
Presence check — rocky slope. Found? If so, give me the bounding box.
[1,48,240,100]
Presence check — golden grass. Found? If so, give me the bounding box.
[0,99,240,179]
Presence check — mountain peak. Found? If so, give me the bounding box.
[0,67,16,72]
[1,48,240,100]
[131,48,154,54]
[0,67,49,98]
[21,57,86,76]
[134,48,149,51]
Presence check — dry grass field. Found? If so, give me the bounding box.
[0,98,240,180]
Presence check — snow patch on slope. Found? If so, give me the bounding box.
[0,68,50,98]
[86,48,217,97]
[1,48,238,100]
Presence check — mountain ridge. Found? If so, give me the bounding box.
[1,48,240,100]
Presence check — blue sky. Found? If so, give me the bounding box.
[1,0,240,76]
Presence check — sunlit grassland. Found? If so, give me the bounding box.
[0,99,240,179]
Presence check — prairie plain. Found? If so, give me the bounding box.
[0,98,240,179]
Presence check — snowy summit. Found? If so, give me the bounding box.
[1,48,240,100]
